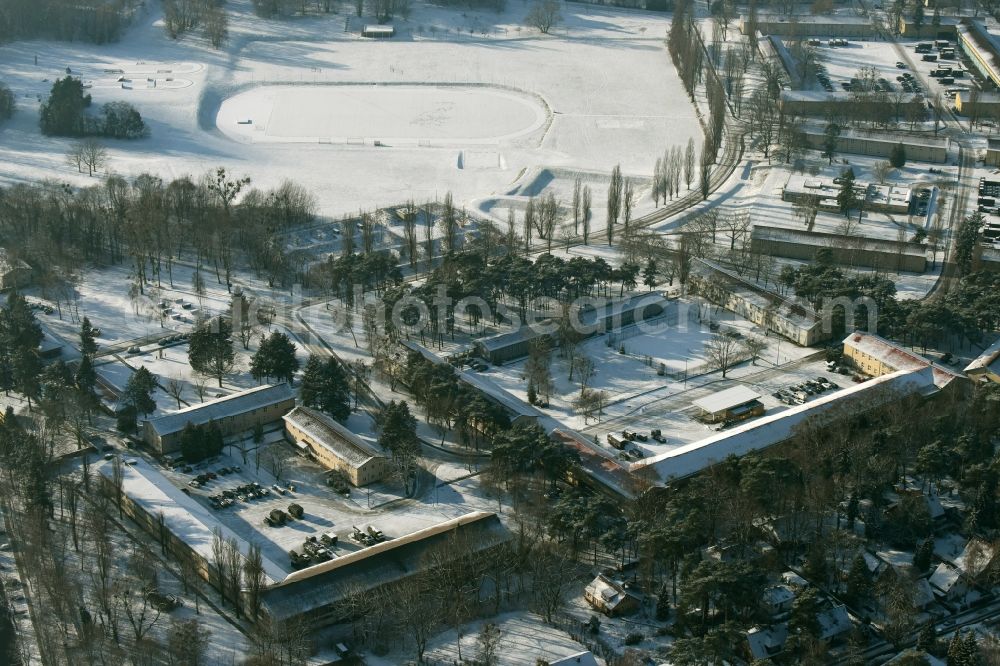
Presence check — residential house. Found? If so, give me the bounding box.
[746,624,788,661]
[762,585,795,617]
[583,574,641,617]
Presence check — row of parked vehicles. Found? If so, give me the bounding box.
[773,376,836,405]
[128,332,189,355]
[208,482,269,509]
[188,465,242,488]
[264,503,304,527]
[896,72,924,95]
[290,533,340,568]
[606,429,669,461]
[351,525,387,547]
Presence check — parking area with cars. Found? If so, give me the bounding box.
[146,442,495,575]
[591,356,860,461]
[812,40,920,95]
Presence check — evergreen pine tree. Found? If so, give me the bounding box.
[655,582,671,621]
[80,316,98,357]
[890,142,907,168]
[846,554,870,603]
[948,630,964,666]
[917,622,937,654]
[123,366,157,416]
[914,537,934,572]
[963,631,981,666]
[75,355,97,396]
[299,355,350,421]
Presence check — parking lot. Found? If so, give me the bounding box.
[905,38,984,107]
[152,440,493,575]
[580,356,861,461]
[812,39,919,94]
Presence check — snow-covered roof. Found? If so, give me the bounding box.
[475,323,549,353]
[475,294,667,354]
[584,574,637,611]
[147,383,296,436]
[781,90,853,103]
[913,578,936,608]
[458,368,544,420]
[98,458,285,583]
[965,338,1000,376]
[763,584,795,608]
[283,406,385,469]
[844,332,964,389]
[746,624,788,660]
[753,225,926,257]
[930,562,962,593]
[692,386,761,415]
[959,20,1000,82]
[954,538,996,575]
[635,368,936,482]
[817,605,852,640]
[549,652,600,666]
[261,511,508,622]
[782,571,808,588]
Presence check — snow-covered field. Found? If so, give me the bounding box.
[218,84,548,144]
[0,0,699,219]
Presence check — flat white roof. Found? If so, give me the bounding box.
[692,385,761,414]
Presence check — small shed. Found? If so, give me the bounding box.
[692,386,763,423]
[362,25,395,38]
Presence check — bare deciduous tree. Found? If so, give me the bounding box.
[705,330,745,378]
[525,0,561,33]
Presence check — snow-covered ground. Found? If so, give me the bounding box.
[0,0,700,219]
[367,611,603,666]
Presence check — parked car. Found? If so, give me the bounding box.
[145,590,182,611]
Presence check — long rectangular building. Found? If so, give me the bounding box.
[958,20,1000,88]
[750,225,928,273]
[474,294,667,365]
[143,383,296,454]
[259,511,509,630]
[282,406,389,486]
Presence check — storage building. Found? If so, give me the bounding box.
[282,406,389,486]
[143,383,296,454]
[692,386,764,424]
[750,225,928,273]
